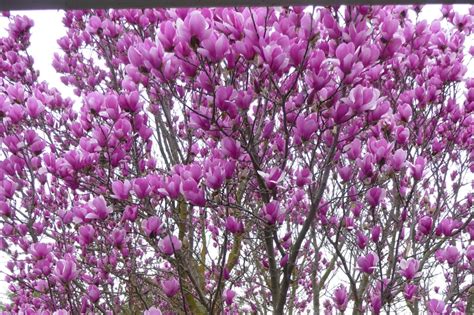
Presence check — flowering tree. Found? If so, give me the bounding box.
[0,4,473,314]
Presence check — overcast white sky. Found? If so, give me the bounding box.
[0,3,472,306]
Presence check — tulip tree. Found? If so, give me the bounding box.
[0,4,473,315]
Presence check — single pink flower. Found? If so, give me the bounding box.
[159,235,182,255]
[357,252,378,274]
[161,278,180,297]
[54,259,77,283]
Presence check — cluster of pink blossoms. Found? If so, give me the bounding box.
[0,4,473,314]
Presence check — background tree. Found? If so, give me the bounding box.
[0,5,473,314]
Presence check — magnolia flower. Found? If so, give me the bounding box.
[205,166,225,190]
[180,178,206,206]
[157,20,176,51]
[142,216,162,238]
[178,11,209,43]
[133,178,150,199]
[346,139,362,160]
[85,196,112,220]
[435,218,461,237]
[29,243,51,260]
[122,205,138,222]
[357,252,378,274]
[26,97,45,118]
[368,137,392,164]
[280,253,289,267]
[111,180,131,200]
[356,231,368,249]
[397,103,412,121]
[437,246,460,265]
[78,224,95,246]
[262,44,289,74]
[87,285,100,302]
[367,187,386,207]
[335,42,356,74]
[337,165,352,182]
[260,201,285,225]
[391,149,407,171]
[427,299,445,314]
[225,216,244,234]
[466,245,474,261]
[370,293,382,314]
[404,284,417,301]
[109,228,126,248]
[295,168,311,187]
[221,137,241,159]
[54,259,77,283]
[345,85,381,112]
[417,216,433,235]
[295,115,318,142]
[371,226,382,242]
[159,235,182,255]
[113,118,132,139]
[224,289,236,306]
[198,33,229,62]
[395,126,410,145]
[158,175,181,199]
[161,278,180,297]
[144,307,162,315]
[399,258,420,280]
[258,167,285,190]
[410,157,426,181]
[333,285,349,311]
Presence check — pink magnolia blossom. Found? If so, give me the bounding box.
[345,86,381,112]
[144,307,162,315]
[367,187,386,207]
[295,115,318,142]
[404,284,418,301]
[87,285,100,302]
[258,167,284,190]
[466,245,474,261]
[29,243,51,260]
[295,168,311,187]
[333,285,349,311]
[435,218,461,237]
[225,216,244,234]
[161,278,180,297]
[85,196,112,220]
[179,11,209,43]
[417,216,433,235]
[411,157,426,181]
[78,225,95,246]
[260,201,285,225]
[224,289,236,306]
[111,180,131,200]
[399,258,420,280]
[436,246,460,266]
[133,178,150,199]
[371,226,382,242]
[427,299,445,315]
[54,259,77,283]
[221,137,241,160]
[159,235,182,255]
[391,149,407,171]
[357,252,379,274]
[198,33,229,62]
[180,178,206,206]
[142,216,162,238]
